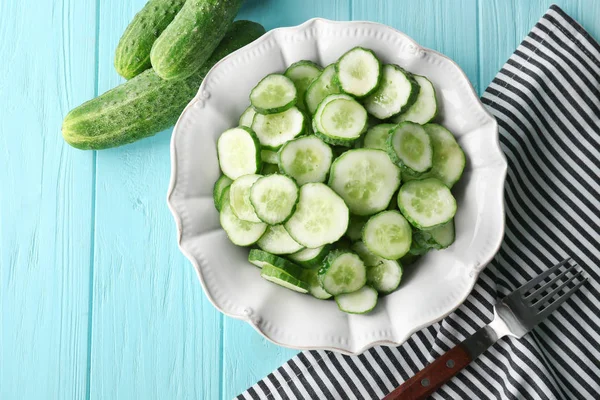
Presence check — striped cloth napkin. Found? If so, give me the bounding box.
[238,5,600,399]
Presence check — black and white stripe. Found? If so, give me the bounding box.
[238,5,600,399]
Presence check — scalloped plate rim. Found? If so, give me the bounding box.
[166,18,507,355]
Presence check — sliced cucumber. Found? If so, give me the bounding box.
[328,149,400,216]
[363,123,396,151]
[387,191,399,211]
[220,199,267,246]
[248,249,303,275]
[229,174,262,223]
[288,245,331,268]
[217,127,261,180]
[413,219,455,250]
[250,174,299,224]
[284,183,349,248]
[364,65,419,119]
[362,210,412,259]
[398,178,457,229]
[257,225,304,255]
[423,124,466,188]
[315,97,368,146]
[213,175,233,211]
[393,75,437,124]
[312,94,354,138]
[335,47,381,98]
[302,268,332,299]
[318,250,367,295]
[261,264,309,293]
[239,106,256,127]
[278,136,333,185]
[305,64,341,115]
[251,107,305,150]
[335,286,378,314]
[352,241,402,295]
[387,122,433,173]
[284,61,322,111]
[351,241,381,267]
[250,73,297,114]
[261,149,279,164]
[261,163,280,175]
[345,215,368,241]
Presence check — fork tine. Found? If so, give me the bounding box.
[526,262,578,301]
[532,271,584,308]
[518,258,572,292]
[535,278,587,322]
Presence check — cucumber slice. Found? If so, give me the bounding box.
[260,162,280,175]
[251,107,305,150]
[288,245,331,268]
[313,93,353,136]
[387,122,433,173]
[328,149,400,216]
[250,74,297,114]
[278,136,333,185]
[284,183,349,248]
[261,149,279,164]
[423,124,466,188]
[335,286,378,314]
[351,241,381,267]
[220,199,267,246]
[248,249,303,275]
[363,123,396,151]
[398,178,457,229]
[285,61,322,111]
[217,127,261,180]
[353,241,403,294]
[362,210,412,259]
[239,106,256,127]
[364,65,419,119]
[393,75,438,125]
[257,225,304,255]
[335,47,382,98]
[213,175,233,211]
[305,64,341,115]
[413,219,455,250]
[345,215,368,241]
[316,98,368,145]
[250,174,299,224]
[302,268,333,299]
[318,250,367,295]
[261,264,309,293]
[229,174,262,223]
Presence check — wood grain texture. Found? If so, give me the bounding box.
[89,1,220,399]
[0,0,96,399]
[2,1,600,399]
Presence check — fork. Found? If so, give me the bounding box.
[383,258,587,400]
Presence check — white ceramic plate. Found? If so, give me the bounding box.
[167,18,507,355]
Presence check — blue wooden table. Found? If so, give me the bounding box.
[2,0,599,399]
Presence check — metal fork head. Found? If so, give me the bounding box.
[494,258,587,338]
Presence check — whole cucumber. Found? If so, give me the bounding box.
[115,0,187,80]
[150,0,243,80]
[63,20,265,150]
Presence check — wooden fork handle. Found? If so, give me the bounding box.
[383,326,498,400]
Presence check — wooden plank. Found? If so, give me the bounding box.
[88,1,220,399]
[479,0,584,92]
[222,3,352,399]
[0,0,96,398]
[353,0,479,92]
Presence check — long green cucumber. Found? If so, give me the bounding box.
[63,20,265,150]
[114,0,187,80]
[150,0,243,80]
